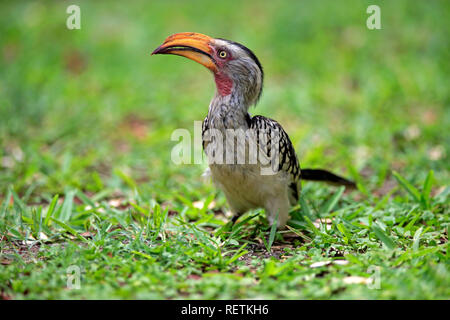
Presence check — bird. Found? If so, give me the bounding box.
[152,32,355,229]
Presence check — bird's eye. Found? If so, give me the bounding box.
[218,50,228,59]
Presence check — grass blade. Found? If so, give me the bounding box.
[131,250,155,261]
[299,194,314,220]
[226,243,248,265]
[50,218,88,243]
[392,171,421,203]
[372,224,396,250]
[337,223,350,244]
[267,213,278,252]
[412,227,424,251]
[285,225,312,242]
[59,190,75,222]
[44,194,59,227]
[1,187,12,219]
[321,186,345,214]
[114,168,137,190]
[76,190,95,207]
[421,170,434,209]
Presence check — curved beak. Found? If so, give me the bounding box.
[152,32,217,73]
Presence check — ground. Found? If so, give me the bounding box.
[0,0,449,299]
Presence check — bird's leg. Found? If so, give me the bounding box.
[222,214,240,232]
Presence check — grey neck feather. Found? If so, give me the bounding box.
[207,60,262,130]
[207,93,248,130]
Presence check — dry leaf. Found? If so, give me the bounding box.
[343,276,369,285]
[187,274,202,280]
[428,145,445,161]
[80,232,94,238]
[39,232,48,240]
[404,125,421,140]
[333,260,349,266]
[108,199,122,207]
[313,218,332,231]
[310,260,349,268]
[310,261,332,268]
[192,200,216,210]
[1,259,12,265]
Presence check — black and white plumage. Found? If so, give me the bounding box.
[249,115,301,205]
[153,32,355,229]
[201,112,301,228]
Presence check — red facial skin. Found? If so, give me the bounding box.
[211,47,233,96]
[214,72,233,96]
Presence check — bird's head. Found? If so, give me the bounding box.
[152,32,263,107]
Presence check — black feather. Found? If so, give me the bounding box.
[301,169,356,188]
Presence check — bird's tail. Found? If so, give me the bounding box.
[301,168,356,188]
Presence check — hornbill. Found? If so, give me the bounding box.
[152,32,355,229]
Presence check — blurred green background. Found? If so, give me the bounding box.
[1,0,448,201]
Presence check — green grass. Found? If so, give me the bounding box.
[0,0,449,299]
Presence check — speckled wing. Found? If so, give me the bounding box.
[202,114,301,205]
[250,115,301,205]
